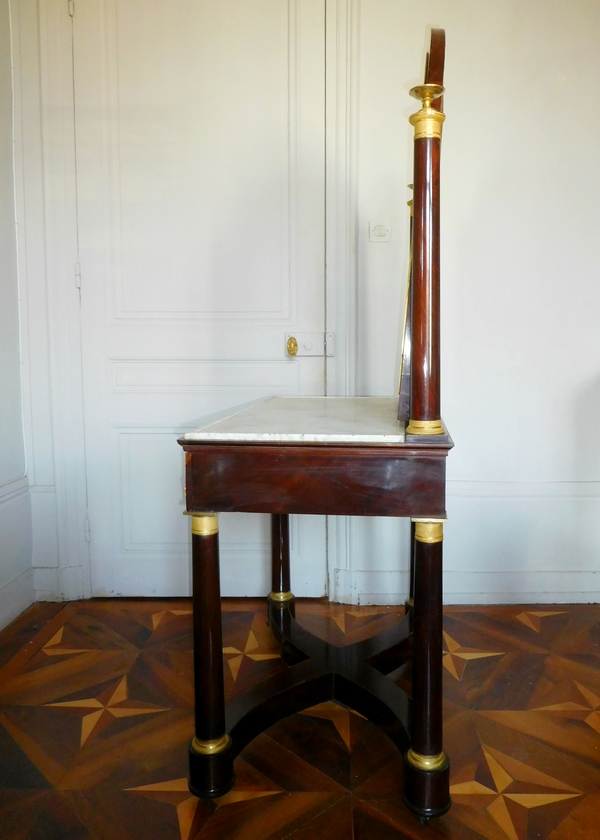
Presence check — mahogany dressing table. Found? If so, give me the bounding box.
[178,29,452,823]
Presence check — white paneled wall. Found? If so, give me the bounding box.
[9,0,600,608]
[0,0,33,629]
[332,0,600,603]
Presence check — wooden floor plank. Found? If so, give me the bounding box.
[0,603,67,670]
[0,599,599,839]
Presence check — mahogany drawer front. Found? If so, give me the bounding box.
[183,443,448,518]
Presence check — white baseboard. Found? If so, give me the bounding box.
[0,567,35,630]
[33,565,84,601]
[329,482,600,605]
[33,567,58,598]
[30,487,59,568]
[333,569,409,605]
[443,570,600,605]
[0,479,34,627]
[332,568,600,606]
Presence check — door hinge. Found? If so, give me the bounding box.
[75,262,81,289]
[325,332,335,357]
[84,517,90,543]
[68,0,74,17]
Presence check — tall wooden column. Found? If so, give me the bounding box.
[188,511,234,798]
[406,84,445,436]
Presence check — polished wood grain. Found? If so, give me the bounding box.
[189,531,235,799]
[412,541,444,757]
[182,427,452,817]
[0,599,599,839]
[192,533,226,744]
[398,28,444,425]
[398,209,413,423]
[183,443,451,518]
[0,602,65,670]
[271,514,291,596]
[407,28,444,428]
[408,522,416,613]
[425,28,445,108]
[409,137,441,426]
[404,538,449,819]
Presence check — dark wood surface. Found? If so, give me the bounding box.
[182,442,451,518]
[0,598,598,839]
[411,540,444,758]
[410,136,442,425]
[397,210,413,423]
[225,600,412,759]
[398,27,444,424]
[271,514,291,595]
[181,407,452,816]
[183,435,451,816]
[191,532,226,743]
[408,521,416,608]
[405,28,444,427]
[425,28,445,107]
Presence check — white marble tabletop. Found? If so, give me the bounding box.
[183,396,406,444]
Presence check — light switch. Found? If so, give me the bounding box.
[369,221,391,242]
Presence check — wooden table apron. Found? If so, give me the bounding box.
[182,440,451,518]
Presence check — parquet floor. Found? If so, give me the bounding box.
[0,599,599,840]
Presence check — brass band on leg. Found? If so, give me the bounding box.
[405,596,414,609]
[406,749,447,771]
[269,590,294,603]
[183,511,219,536]
[406,418,444,435]
[191,733,231,755]
[411,519,444,544]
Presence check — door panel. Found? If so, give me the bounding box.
[74,0,326,596]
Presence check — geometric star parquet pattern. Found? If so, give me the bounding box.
[0,599,599,839]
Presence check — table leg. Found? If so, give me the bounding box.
[405,521,416,616]
[269,514,294,607]
[404,518,450,821]
[188,512,234,798]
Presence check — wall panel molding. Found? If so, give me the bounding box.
[325,0,360,399]
[31,0,90,598]
[0,477,29,504]
[111,360,298,393]
[325,0,361,600]
[84,0,299,323]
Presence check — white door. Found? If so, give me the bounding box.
[73,0,326,597]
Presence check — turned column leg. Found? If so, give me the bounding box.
[404,518,450,821]
[405,521,416,616]
[269,514,294,607]
[188,512,234,798]
[268,514,303,663]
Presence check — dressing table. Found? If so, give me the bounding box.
[178,29,452,822]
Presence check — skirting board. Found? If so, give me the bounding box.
[89,551,323,599]
[332,569,600,606]
[33,565,84,601]
[441,570,600,605]
[0,567,35,631]
[333,569,409,606]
